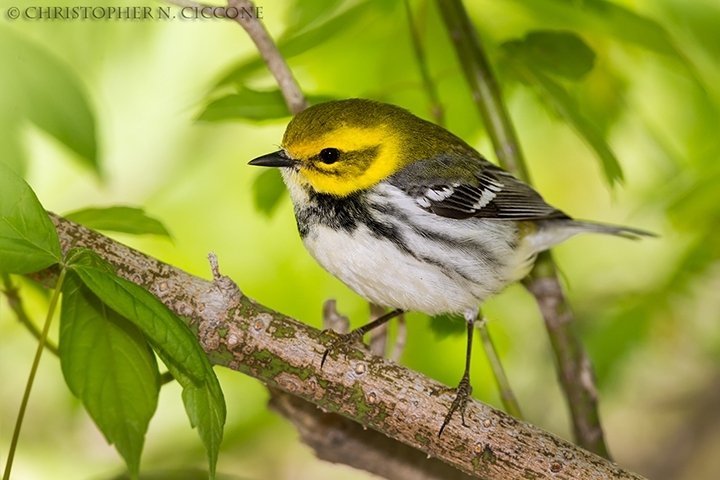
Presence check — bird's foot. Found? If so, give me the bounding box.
[433,374,472,436]
[320,328,365,368]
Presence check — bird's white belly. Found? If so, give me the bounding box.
[302,224,493,315]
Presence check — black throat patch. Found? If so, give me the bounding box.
[294,190,408,254]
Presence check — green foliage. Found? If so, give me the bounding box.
[508,61,624,185]
[178,368,226,480]
[4,0,720,477]
[60,272,160,479]
[252,169,286,217]
[198,88,335,123]
[215,0,381,88]
[502,30,596,81]
[199,89,293,122]
[1,167,226,478]
[67,249,211,386]
[0,162,62,274]
[110,469,250,480]
[0,27,98,176]
[499,30,623,185]
[64,206,172,238]
[428,313,466,339]
[67,248,226,479]
[286,0,347,33]
[512,0,688,61]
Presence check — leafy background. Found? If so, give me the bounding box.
[1,0,719,478]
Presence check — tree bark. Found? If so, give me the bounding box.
[43,213,645,480]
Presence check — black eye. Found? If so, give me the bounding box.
[319,148,340,164]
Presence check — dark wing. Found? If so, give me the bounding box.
[389,154,569,221]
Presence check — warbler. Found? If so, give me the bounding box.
[249,98,650,434]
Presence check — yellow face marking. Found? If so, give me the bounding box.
[283,126,403,197]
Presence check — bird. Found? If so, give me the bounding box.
[249,98,651,435]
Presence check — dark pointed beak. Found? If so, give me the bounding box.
[248,150,297,168]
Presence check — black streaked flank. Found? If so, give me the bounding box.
[371,197,504,271]
[295,191,410,256]
[294,188,504,287]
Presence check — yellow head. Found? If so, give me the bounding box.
[249,99,476,197]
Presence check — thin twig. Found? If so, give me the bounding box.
[475,317,522,419]
[525,257,610,458]
[369,303,389,357]
[3,270,66,480]
[1,273,59,357]
[434,0,529,181]
[404,0,444,125]
[436,0,611,459]
[390,312,407,363]
[227,0,308,114]
[163,0,308,113]
[322,299,350,334]
[163,0,218,10]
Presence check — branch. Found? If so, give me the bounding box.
[1,273,59,356]
[45,213,644,480]
[436,0,611,458]
[163,0,307,114]
[227,0,308,114]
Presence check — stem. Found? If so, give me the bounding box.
[368,303,389,357]
[228,0,308,114]
[435,0,529,181]
[436,0,611,458]
[404,0,445,126]
[1,273,59,357]
[525,252,611,459]
[3,269,66,480]
[160,371,175,385]
[389,313,407,363]
[476,318,522,419]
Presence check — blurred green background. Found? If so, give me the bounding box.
[2,0,719,478]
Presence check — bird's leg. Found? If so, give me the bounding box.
[321,308,404,368]
[437,312,476,436]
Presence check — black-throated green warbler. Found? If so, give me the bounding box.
[249,98,650,434]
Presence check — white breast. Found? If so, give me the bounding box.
[302,224,484,315]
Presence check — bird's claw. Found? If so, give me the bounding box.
[435,375,472,436]
[320,329,363,369]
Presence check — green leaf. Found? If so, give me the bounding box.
[286,0,346,33]
[503,30,596,81]
[0,162,62,274]
[67,253,206,383]
[0,27,99,174]
[506,64,624,186]
[215,1,376,87]
[178,369,226,480]
[428,313,466,340]
[198,89,291,122]
[583,299,655,388]
[198,89,335,123]
[559,0,679,57]
[64,206,172,238]
[0,112,26,175]
[110,469,249,480]
[513,0,684,59]
[60,272,160,479]
[68,249,207,382]
[67,248,226,478]
[252,169,286,217]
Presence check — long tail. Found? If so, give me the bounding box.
[561,220,656,240]
[526,219,656,253]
